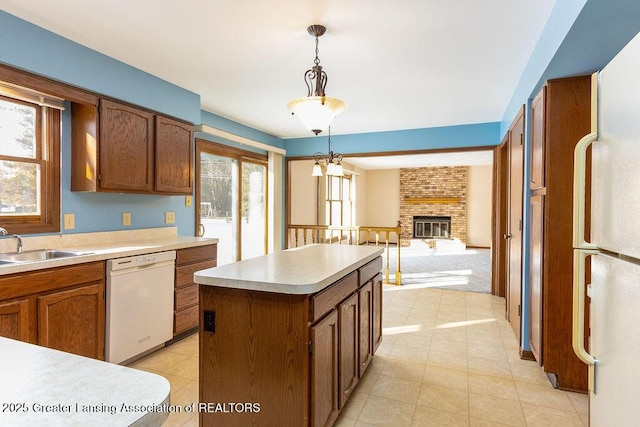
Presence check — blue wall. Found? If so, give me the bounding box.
[0,11,287,236]
[284,122,501,157]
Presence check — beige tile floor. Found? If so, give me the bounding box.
[129,285,589,426]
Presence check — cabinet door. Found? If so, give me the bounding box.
[530,86,546,189]
[0,299,30,342]
[358,281,373,377]
[155,115,193,194]
[529,194,544,365]
[372,273,383,352]
[38,282,105,360]
[99,99,154,191]
[338,292,359,408]
[311,309,339,427]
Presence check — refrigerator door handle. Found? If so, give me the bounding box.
[572,248,599,392]
[573,132,599,249]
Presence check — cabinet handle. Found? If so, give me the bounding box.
[503,233,512,239]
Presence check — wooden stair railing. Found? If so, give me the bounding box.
[286,222,402,285]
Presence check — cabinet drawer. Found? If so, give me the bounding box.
[176,245,217,265]
[174,305,199,335]
[311,271,358,323]
[176,260,217,288]
[359,257,382,286]
[175,284,199,311]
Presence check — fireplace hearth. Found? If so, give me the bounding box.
[413,216,451,239]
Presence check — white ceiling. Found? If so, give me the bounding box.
[0,0,555,139]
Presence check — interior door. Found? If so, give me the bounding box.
[506,107,525,341]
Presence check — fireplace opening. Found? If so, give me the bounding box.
[413,216,451,239]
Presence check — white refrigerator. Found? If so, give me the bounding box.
[572,31,640,426]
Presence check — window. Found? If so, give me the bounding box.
[0,90,61,234]
[325,173,354,237]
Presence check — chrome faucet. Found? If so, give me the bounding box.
[1,228,22,253]
[14,235,23,253]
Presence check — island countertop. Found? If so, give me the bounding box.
[194,244,384,294]
[0,337,170,426]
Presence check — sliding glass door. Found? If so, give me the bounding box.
[196,140,267,265]
[241,161,267,260]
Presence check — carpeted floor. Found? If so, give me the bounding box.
[382,239,492,293]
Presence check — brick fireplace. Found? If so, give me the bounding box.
[400,166,467,246]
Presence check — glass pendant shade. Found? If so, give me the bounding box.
[287,96,346,135]
[311,162,323,177]
[325,162,337,176]
[333,163,344,177]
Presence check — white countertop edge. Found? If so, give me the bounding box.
[195,246,384,295]
[0,337,171,426]
[0,236,218,276]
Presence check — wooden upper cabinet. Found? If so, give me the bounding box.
[155,115,193,193]
[99,99,155,192]
[71,98,194,194]
[530,87,546,190]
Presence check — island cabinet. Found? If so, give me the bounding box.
[71,98,193,194]
[174,244,217,336]
[197,247,383,427]
[0,262,105,360]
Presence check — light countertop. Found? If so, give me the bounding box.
[194,244,383,294]
[0,234,217,276]
[0,337,170,426]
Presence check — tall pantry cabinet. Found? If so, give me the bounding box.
[528,75,592,392]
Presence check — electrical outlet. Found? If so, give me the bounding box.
[185,196,192,207]
[203,310,215,333]
[122,212,131,226]
[63,213,75,230]
[165,211,175,224]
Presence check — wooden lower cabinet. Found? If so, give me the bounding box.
[372,273,383,352]
[311,310,340,427]
[339,292,359,407]
[0,261,105,360]
[0,298,30,342]
[200,256,383,427]
[174,244,217,336]
[358,281,373,376]
[38,283,105,359]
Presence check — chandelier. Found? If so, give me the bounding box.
[287,25,346,135]
[312,127,344,177]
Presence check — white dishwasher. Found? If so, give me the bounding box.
[106,250,176,364]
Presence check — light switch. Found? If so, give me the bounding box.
[165,211,175,224]
[185,196,192,207]
[63,213,75,230]
[122,212,132,226]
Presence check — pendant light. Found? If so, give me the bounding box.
[311,127,344,177]
[287,25,346,135]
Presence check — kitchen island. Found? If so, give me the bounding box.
[194,244,385,427]
[0,337,170,426]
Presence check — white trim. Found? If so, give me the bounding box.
[195,124,286,155]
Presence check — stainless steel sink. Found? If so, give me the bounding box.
[0,249,94,263]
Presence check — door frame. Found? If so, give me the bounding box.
[492,135,509,298]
